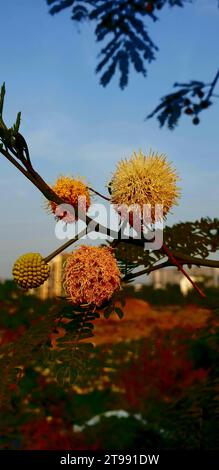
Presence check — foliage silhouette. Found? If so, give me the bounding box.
[46,0,219,127]
[147,71,219,129]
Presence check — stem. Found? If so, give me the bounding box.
[44,228,88,263]
[29,168,64,204]
[1,147,39,186]
[206,69,219,101]
[88,186,110,201]
[172,250,219,268]
[0,147,66,204]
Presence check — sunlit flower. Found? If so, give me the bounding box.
[12,253,50,289]
[63,246,121,307]
[110,150,180,222]
[49,176,91,222]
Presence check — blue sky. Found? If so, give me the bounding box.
[0,0,218,278]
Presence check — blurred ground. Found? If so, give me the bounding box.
[93,298,212,345]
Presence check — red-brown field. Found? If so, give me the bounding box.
[93,298,213,345]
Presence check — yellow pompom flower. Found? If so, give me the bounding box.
[63,246,121,307]
[49,176,91,222]
[110,150,180,222]
[12,253,50,289]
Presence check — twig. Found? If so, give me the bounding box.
[162,242,206,298]
[88,186,110,201]
[44,228,88,263]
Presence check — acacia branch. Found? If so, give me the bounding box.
[1,116,219,299]
[3,142,219,268]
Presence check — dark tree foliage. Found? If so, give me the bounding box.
[46,1,219,127]
[46,0,191,89]
[147,72,219,129]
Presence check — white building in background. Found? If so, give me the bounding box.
[180,276,202,296]
[134,283,143,292]
[151,266,219,294]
